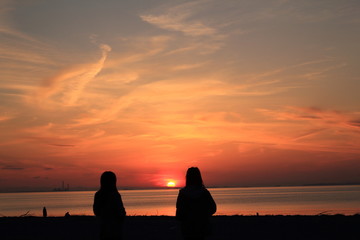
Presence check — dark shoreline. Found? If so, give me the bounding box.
[1,215,359,240]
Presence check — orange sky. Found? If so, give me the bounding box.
[0,0,360,191]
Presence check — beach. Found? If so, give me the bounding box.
[1,215,359,240]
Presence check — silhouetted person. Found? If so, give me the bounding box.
[93,171,126,240]
[176,167,217,240]
[43,207,47,217]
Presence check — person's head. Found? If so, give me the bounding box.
[185,167,204,187]
[100,171,117,190]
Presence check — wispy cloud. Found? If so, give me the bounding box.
[171,62,207,71]
[0,1,40,42]
[71,75,288,128]
[255,106,360,153]
[33,44,111,106]
[285,0,360,23]
[258,106,360,130]
[141,14,216,36]
[1,166,24,170]
[104,36,171,68]
[70,57,334,129]
[140,1,216,37]
[140,1,226,55]
[0,115,12,122]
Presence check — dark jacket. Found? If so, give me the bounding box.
[94,189,126,219]
[93,189,126,239]
[176,186,216,237]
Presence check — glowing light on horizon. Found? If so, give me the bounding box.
[167,181,176,187]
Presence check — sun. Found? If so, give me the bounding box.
[167,181,176,187]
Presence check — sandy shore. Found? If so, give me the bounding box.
[1,215,359,240]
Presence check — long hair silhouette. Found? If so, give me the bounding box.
[93,171,126,240]
[100,171,117,191]
[176,167,216,240]
[186,167,204,187]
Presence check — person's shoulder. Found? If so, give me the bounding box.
[178,187,186,194]
[203,188,213,195]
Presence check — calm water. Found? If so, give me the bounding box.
[0,185,359,217]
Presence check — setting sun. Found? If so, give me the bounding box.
[167,181,176,187]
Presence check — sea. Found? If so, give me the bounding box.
[0,185,359,217]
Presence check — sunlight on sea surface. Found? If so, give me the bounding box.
[0,185,359,217]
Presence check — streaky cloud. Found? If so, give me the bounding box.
[2,166,24,170]
[141,14,216,36]
[33,44,111,106]
[140,0,217,37]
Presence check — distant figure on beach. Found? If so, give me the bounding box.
[93,171,126,240]
[176,167,217,240]
[43,207,47,217]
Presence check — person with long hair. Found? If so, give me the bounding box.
[176,167,217,240]
[93,171,126,240]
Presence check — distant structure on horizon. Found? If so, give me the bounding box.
[53,181,70,191]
